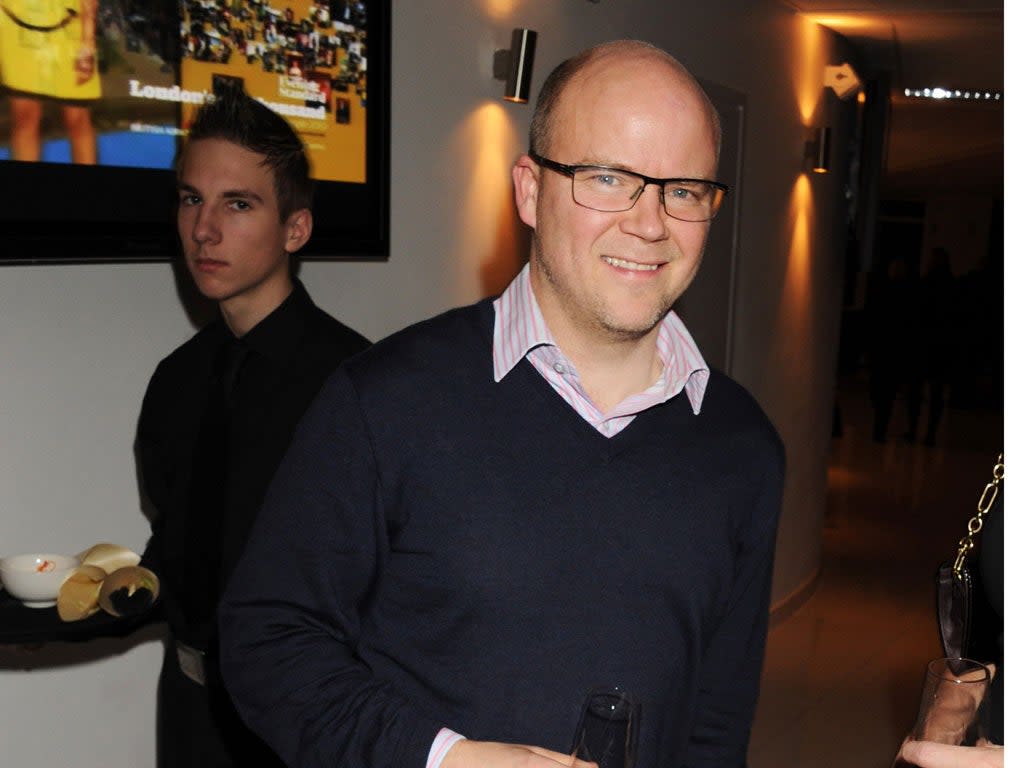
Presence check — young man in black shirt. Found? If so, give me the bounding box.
[136,88,370,766]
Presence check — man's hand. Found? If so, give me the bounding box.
[898,740,1004,768]
[441,739,594,768]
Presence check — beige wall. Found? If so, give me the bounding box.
[0,2,853,764]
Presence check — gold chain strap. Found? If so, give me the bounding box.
[952,453,1004,579]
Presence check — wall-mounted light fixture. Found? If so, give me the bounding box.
[806,126,831,174]
[493,28,537,103]
[824,62,862,100]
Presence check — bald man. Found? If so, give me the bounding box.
[220,40,784,768]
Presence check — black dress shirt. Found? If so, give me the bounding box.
[136,281,370,766]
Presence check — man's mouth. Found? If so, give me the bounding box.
[193,256,227,271]
[602,255,661,272]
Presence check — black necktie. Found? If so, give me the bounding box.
[218,338,249,410]
[182,338,249,644]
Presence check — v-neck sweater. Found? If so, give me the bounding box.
[220,298,785,768]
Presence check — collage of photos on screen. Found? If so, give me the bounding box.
[180,0,368,96]
[100,0,180,72]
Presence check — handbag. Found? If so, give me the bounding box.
[936,453,1003,662]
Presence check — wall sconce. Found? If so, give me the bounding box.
[824,62,862,100]
[493,28,537,103]
[806,126,831,174]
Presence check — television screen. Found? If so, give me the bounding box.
[0,0,389,262]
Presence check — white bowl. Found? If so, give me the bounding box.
[0,554,80,608]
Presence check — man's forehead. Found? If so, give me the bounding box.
[568,52,699,108]
[178,140,275,191]
[549,69,715,168]
[180,137,270,167]
[556,102,708,137]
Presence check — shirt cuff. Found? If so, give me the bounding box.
[426,728,465,768]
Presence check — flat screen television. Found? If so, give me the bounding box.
[0,0,389,263]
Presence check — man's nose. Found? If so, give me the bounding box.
[191,207,220,243]
[620,183,669,240]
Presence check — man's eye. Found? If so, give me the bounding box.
[179,194,201,207]
[581,170,627,187]
[229,200,252,211]
[668,184,706,202]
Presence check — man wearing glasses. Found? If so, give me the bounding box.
[220,39,784,768]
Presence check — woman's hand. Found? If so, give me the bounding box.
[74,45,96,84]
[898,739,1003,768]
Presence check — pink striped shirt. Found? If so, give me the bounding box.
[426,728,463,768]
[425,264,709,766]
[493,263,709,435]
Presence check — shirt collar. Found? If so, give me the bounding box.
[492,263,710,414]
[234,280,314,367]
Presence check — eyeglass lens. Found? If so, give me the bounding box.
[571,166,723,221]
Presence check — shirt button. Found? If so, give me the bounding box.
[554,362,567,375]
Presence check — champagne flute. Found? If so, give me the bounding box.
[892,657,991,767]
[570,686,639,768]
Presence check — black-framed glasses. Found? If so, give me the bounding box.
[529,150,729,223]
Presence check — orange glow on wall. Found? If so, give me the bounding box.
[780,174,815,339]
[481,0,521,20]
[450,102,529,302]
[802,13,890,37]
[795,15,824,125]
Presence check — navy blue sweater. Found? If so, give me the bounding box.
[220,299,785,768]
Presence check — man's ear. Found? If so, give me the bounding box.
[284,208,313,253]
[511,154,540,230]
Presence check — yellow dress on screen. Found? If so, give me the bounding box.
[0,0,100,100]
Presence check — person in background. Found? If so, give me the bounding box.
[1,0,100,162]
[866,255,916,443]
[896,464,1003,768]
[136,86,370,766]
[220,39,784,768]
[905,247,956,445]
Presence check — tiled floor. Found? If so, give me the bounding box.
[748,371,1003,768]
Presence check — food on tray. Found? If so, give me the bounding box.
[76,543,142,574]
[57,564,108,621]
[98,566,160,617]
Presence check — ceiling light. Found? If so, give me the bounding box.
[903,87,1002,102]
[824,62,862,100]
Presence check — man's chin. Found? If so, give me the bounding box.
[189,272,231,303]
[600,317,664,342]
[598,304,673,341]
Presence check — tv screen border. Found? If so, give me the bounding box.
[0,0,390,265]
